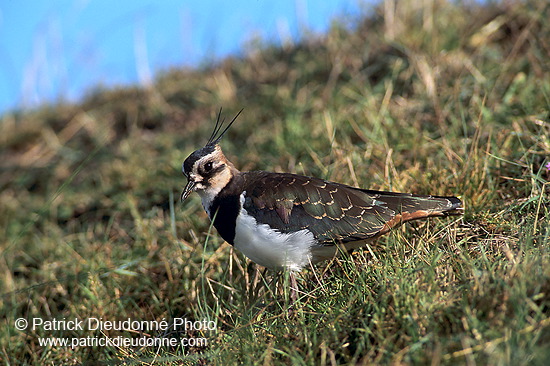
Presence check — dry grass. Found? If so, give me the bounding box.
[1,0,549,364]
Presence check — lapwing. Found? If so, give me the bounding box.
[181,110,463,272]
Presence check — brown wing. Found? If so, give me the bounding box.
[241,172,461,245]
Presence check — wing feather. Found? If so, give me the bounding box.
[241,172,392,245]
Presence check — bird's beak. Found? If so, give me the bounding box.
[181,180,196,202]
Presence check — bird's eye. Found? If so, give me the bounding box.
[204,161,213,172]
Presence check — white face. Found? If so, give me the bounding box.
[181,144,233,204]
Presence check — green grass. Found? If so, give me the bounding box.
[2,0,550,364]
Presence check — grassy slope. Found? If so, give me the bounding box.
[1,0,549,364]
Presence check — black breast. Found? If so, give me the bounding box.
[208,175,244,245]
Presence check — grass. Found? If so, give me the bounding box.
[1,0,550,364]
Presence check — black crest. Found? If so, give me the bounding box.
[182,108,243,178]
[206,108,243,146]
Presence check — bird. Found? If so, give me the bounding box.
[181,110,463,272]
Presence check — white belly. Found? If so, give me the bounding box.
[233,194,316,271]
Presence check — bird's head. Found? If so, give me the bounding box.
[181,109,242,202]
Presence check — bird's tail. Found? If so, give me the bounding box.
[363,190,463,233]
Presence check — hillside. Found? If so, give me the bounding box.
[1,0,549,364]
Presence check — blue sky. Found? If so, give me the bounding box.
[0,1,367,114]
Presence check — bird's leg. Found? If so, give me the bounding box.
[289,271,298,303]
